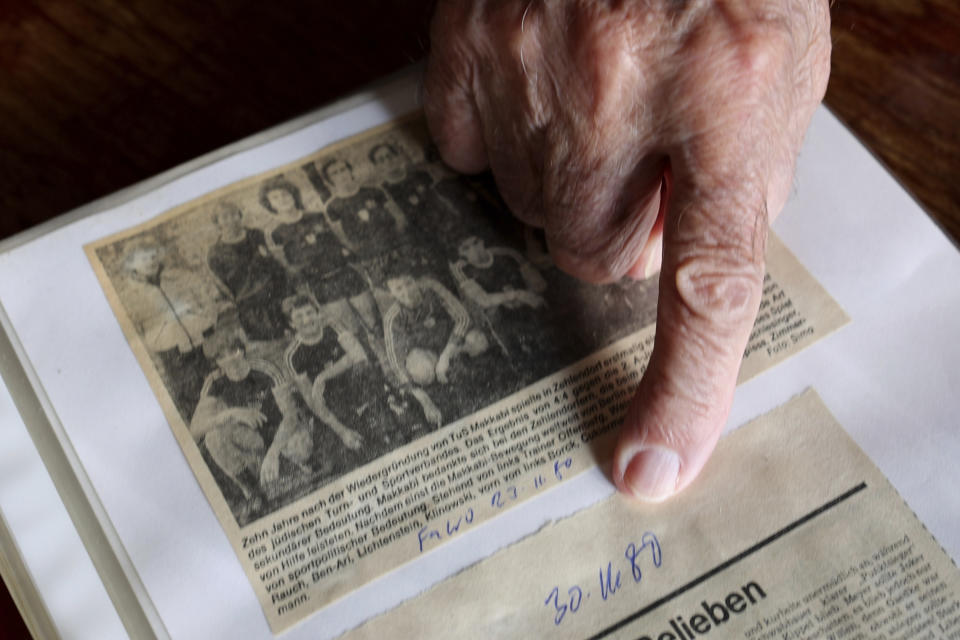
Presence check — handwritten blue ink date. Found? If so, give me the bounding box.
[417,508,475,552]
[544,532,662,626]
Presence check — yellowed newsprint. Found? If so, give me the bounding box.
[85,115,848,631]
[347,389,960,639]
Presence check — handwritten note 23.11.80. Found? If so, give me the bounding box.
[416,456,577,554]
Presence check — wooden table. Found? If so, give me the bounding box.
[0,1,957,637]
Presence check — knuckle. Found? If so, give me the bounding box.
[472,0,540,69]
[722,5,833,108]
[568,10,641,121]
[728,23,793,101]
[673,237,764,332]
[671,202,767,329]
[674,254,762,327]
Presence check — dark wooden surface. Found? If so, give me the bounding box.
[827,0,960,243]
[0,1,957,636]
[1,1,958,244]
[0,1,434,240]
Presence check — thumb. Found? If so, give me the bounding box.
[612,162,768,502]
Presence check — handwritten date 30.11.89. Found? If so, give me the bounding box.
[545,532,662,626]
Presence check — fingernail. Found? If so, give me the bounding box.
[624,447,680,502]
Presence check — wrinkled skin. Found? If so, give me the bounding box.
[424,0,831,501]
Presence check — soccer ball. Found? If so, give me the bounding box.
[405,348,438,385]
[463,329,489,357]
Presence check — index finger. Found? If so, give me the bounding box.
[612,147,768,501]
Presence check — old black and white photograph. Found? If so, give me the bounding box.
[89,118,658,527]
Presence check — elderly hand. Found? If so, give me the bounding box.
[424,0,830,501]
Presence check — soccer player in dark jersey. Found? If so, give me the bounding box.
[367,143,444,232]
[208,202,289,341]
[383,275,471,385]
[260,177,376,331]
[382,274,490,424]
[283,294,405,456]
[417,144,529,249]
[452,235,548,312]
[451,235,570,380]
[432,166,520,241]
[322,158,408,258]
[189,338,311,505]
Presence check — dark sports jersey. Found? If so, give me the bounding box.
[461,254,528,296]
[207,370,282,443]
[433,174,482,213]
[384,170,471,243]
[271,212,350,276]
[391,288,454,359]
[289,326,345,383]
[431,173,523,243]
[208,229,290,341]
[288,327,387,428]
[326,187,398,256]
[208,230,281,300]
[382,170,434,219]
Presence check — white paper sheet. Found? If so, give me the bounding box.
[0,363,126,639]
[0,69,957,638]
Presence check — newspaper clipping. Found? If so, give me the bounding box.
[346,389,960,640]
[86,116,848,631]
